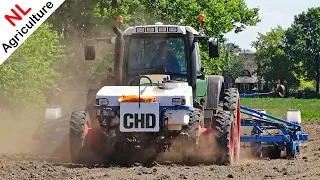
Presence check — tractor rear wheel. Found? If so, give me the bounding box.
[69,111,97,164]
[214,110,236,165]
[223,88,241,163]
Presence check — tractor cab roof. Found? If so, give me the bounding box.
[123,22,200,36]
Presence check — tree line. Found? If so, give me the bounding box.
[2,1,319,116]
[0,0,261,115]
[251,7,320,95]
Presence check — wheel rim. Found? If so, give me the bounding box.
[235,97,241,160]
[229,122,235,162]
[85,121,89,136]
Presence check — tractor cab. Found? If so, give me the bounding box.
[84,14,220,93]
[124,28,191,84]
[122,21,220,86]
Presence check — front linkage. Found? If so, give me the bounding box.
[90,106,176,165]
[97,106,172,148]
[73,103,204,165]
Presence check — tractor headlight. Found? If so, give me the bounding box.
[172,98,186,106]
[97,98,109,105]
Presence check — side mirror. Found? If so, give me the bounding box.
[197,67,206,80]
[84,45,96,60]
[208,39,220,58]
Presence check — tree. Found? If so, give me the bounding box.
[50,0,260,39]
[0,23,65,114]
[221,43,244,81]
[143,0,260,36]
[142,0,261,73]
[251,26,299,89]
[47,0,153,91]
[47,0,261,80]
[283,7,320,94]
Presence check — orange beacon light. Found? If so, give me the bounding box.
[199,14,205,23]
[117,15,123,23]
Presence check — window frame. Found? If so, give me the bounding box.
[125,34,189,76]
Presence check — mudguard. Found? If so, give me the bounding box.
[85,88,99,127]
[204,75,224,119]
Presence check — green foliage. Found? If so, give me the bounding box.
[46,0,151,91]
[143,0,260,37]
[0,0,261,115]
[241,98,320,121]
[48,0,260,78]
[221,43,244,80]
[199,43,223,75]
[251,26,299,89]
[0,23,65,113]
[299,79,315,91]
[143,0,260,72]
[283,7,320,93]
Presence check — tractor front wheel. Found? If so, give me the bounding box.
[69,111,100,165]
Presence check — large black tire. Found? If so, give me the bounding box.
[187,109,202,155]
[214,110,235,165]
[188,109,202,144]
[69,111,94,164]
[223,88,240,112]
[222,88,241,162]
[178,109,202,165]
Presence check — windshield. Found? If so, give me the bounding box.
[127,37,187,76]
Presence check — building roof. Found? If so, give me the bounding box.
[238,51,257,74]
[235,76,258,84]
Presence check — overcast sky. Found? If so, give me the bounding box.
[225,0,320,51]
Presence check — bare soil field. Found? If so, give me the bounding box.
[0,120,319,180]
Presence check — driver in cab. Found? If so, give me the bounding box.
[150,41,181,73]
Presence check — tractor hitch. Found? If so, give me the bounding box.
[99,106,117,130]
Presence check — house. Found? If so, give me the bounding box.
[234,50,265,93]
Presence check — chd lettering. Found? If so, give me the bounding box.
[123,113,156,129]
[2,2,54,53]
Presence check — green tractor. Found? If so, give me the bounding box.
[70,14,241,166]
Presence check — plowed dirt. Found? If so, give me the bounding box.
[0,121,319,180]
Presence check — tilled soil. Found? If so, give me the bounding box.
[0,121,319,180]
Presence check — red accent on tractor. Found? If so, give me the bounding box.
[235,97,241,161]
[84,127,101,150]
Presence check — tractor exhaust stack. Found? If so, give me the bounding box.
[113,26,124,86]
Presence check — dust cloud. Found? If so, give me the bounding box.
[0,23,116,158]
[0,110,43,154]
